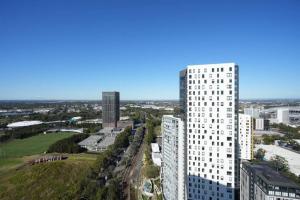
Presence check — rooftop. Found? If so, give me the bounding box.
[78,135,103,146]
[151,143,160,153]
[243,161,300,189]
[97,135,116,148]
[255,144,300,176]
[7,120,43,128]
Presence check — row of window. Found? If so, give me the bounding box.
[188,78,233,85]
[188,66,233,74]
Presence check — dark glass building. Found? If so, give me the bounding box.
[179,69,187,117]
[102,91,120,128]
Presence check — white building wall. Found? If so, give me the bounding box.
[277,109,290,124]
[239,114,253,160]
[185,63,239,200]
[255,118,264,130]
[161,115,186,200]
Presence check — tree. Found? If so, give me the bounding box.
[47,134,88,153]
[144,165,160,179]
[255,148,266,161]
[262,134,281,145]
[270,155,289,172]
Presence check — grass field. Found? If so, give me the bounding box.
[0,132,98,200]
[0,132,74,168]
[0,156,95,200]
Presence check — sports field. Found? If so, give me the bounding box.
[0,132,74,168]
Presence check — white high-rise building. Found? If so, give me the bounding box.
[182,63,239,200]
[161,115,186,200]
[239,114,253,160]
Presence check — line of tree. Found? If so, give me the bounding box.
[0,124,52,143]
[79,127,132,200]
[47,133,89,153]
[143,118,160,179]
[271,123,300,139]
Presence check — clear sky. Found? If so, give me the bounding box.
[0,0,299,100]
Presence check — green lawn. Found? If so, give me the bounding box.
[0,160,92,200]
[0,132,74,168]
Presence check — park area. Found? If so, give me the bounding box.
[0,132,97,200]
[0,132,74,170]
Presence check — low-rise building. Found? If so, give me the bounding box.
[151,143,161,166]
[78,135,104,151]
[255,118,270,131]
[240,161,300,200]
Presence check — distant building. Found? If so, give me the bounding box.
[102,91,120,128]
[255,118,270,131]
[239,114,254,160]
[78,133,118,152]
[240,161,300,200]
[263,107,300,126]
[277,108,290,124]
[244,106,262,119]
[161,115,186,200]
[78,135,104,151]
[179,69,187,115]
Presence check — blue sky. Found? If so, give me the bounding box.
[0,0,299,100]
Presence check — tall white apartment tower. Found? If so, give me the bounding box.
[182,63,239,200]
[161,115,186,200]
[239,114,253,160]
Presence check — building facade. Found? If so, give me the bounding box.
[102,91,120,128]
[239,114,253,160]
[254,118,270,131]
[182,63,239,200]
[161,115,186,200]
[244,107,262,119]
[240,161,300,200]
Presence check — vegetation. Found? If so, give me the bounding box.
[47,133,88,153]
[77,123,102,133]
[289,140,300,151]
[270,155,289,172]
[144,164,160,179]
[145,117,158,145]
[124,127,145,166]
[272,123,300,133]
[80,127,132,200]
[262,134,282,144]
[255,148,266,161]
[0,124,51,142]
[0,132,74,168]
[0,159,92,200]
